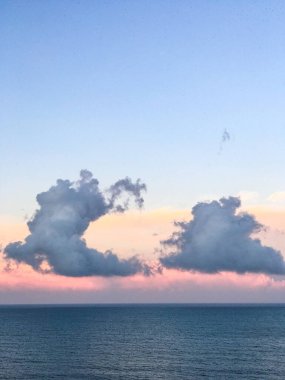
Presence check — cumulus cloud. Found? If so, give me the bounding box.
[160,196,285,275]
[4,170,150,277]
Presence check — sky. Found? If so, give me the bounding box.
[1,0,285,303]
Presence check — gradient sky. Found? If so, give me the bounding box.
[1,1,285,303]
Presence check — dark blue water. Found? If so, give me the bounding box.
[0,305,285,379]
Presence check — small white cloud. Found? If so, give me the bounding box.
[238,191,259,203]
[268,192,285,203]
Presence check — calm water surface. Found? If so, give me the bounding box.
[0,305,285,379]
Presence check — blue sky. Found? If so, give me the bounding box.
[1,0,285,218]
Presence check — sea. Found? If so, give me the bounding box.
[0,304,284,379]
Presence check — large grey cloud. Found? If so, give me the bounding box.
[4,170,150,277]
[160,196,285,275]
